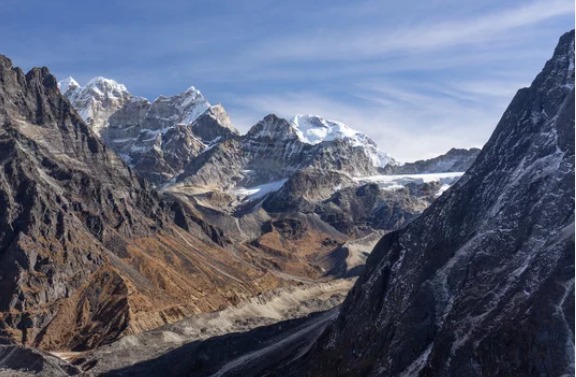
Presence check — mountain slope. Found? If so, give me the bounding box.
[0,56,285,352]
[273,29,575,377]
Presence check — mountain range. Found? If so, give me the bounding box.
[0,26,570,377]
[88,29,573,377]
[0,47,478,358]
[64,29,575,377]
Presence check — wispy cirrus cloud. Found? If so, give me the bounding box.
[250,0,572,61]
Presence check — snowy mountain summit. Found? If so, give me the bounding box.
[291,114,363,144]
[291,114,396,168]
[58,76,238,184]
[58,76,132,135]
[57,76,80,95]
[57,77,211,136]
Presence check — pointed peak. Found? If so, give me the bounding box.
[0,55,13,70]
[85,76,129,93]
[290,114,359,145]
[184,85,201,95]
[178,85,207,106]
[246,114,296,140]
[194,103,238,134]
[58,76,80,93]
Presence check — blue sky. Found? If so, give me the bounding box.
[1,0,573,160]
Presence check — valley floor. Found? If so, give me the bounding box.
[57,278,354,376]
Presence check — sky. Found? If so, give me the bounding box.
[1,0,573,161]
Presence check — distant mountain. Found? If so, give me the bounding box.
[389,147,481,174]
[60,77,480,258]
[60,77,238,184]
[59,78,477,220]
[59,76,132,136]
[61,79,403,187]
[289,114,396,168]
[177,114,393,188]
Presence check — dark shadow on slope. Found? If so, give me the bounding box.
[93,310,332,377]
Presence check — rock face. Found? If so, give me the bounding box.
[0,56,287,352]
[61,78,239,185]
[60,76,132,136]
[269,30,575,377]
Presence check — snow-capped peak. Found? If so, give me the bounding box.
[82,76,130,99]
[58,76,133,136]
[290,114,359,145]
[169,86,210,125]
[57,76,80,94]
[183,85,202,96]
[290,114,396,168]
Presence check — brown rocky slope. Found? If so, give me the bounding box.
[0,55,288,352]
